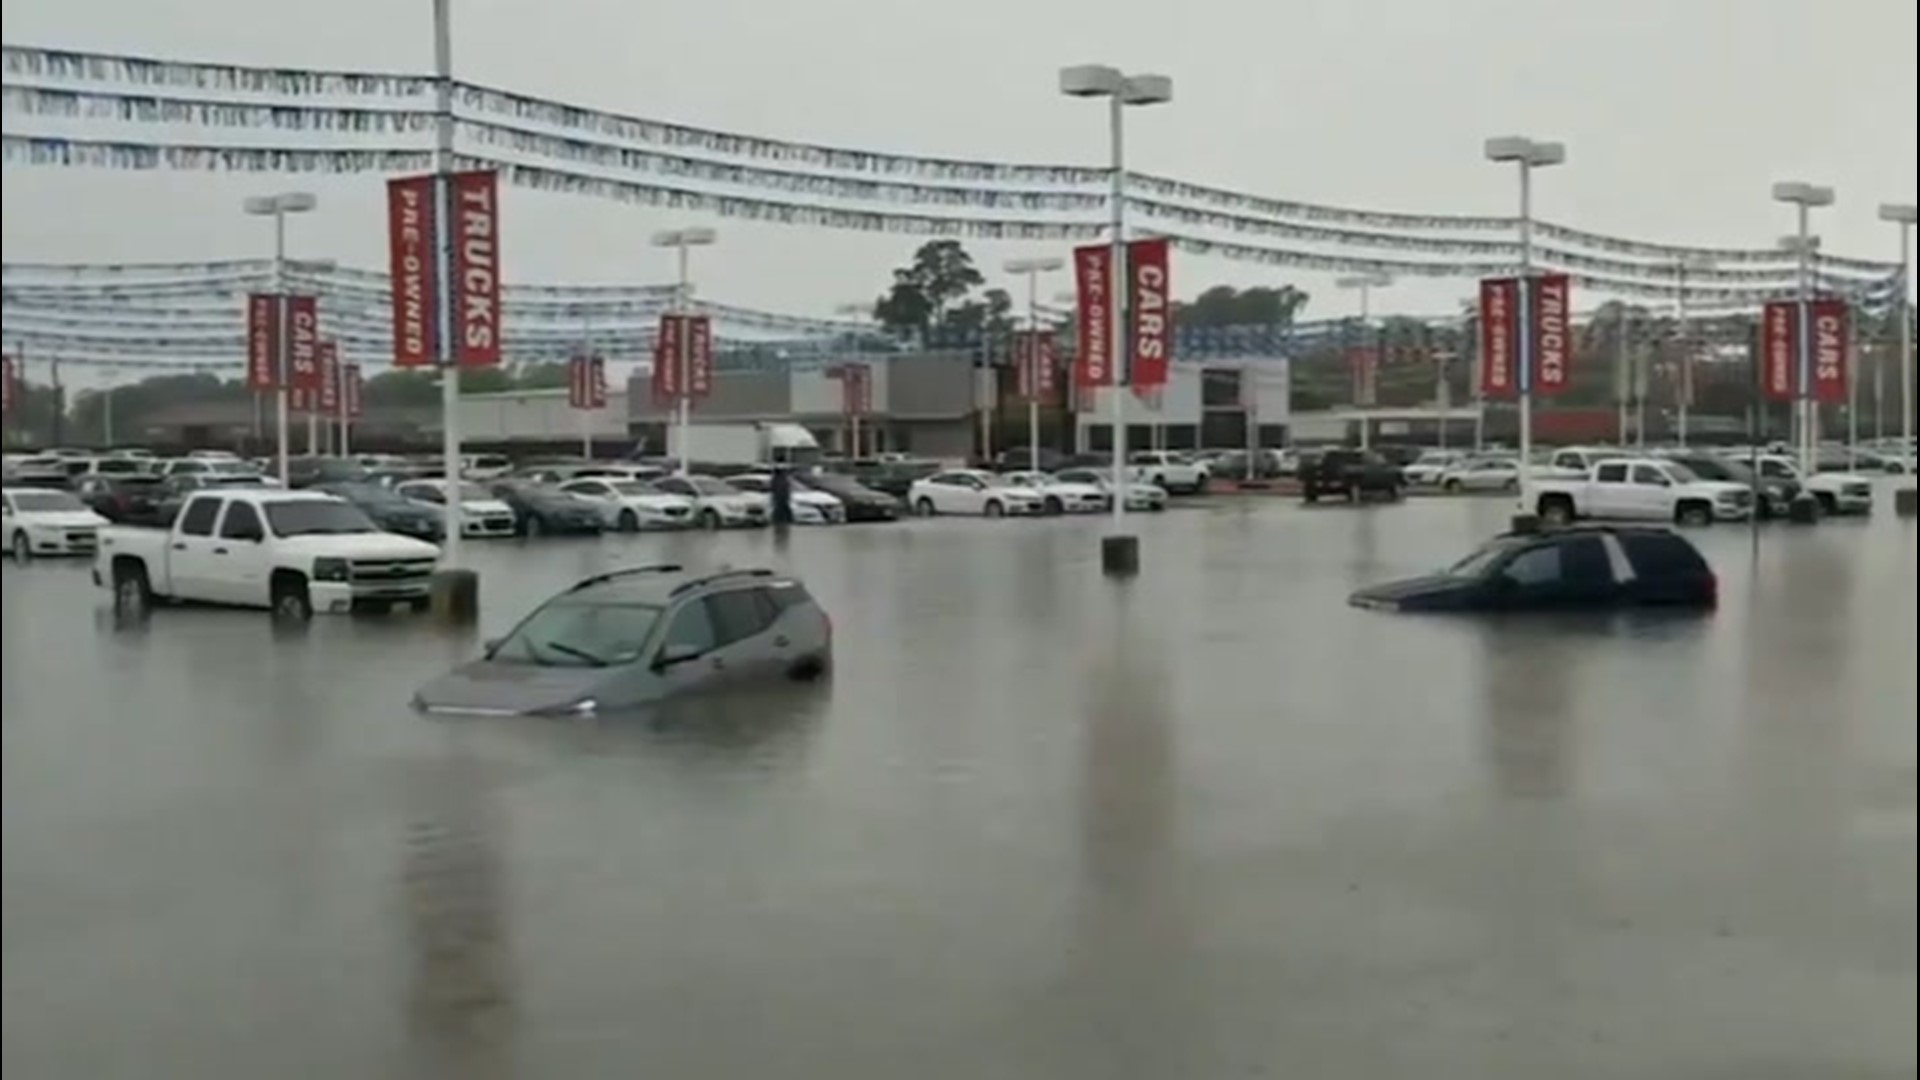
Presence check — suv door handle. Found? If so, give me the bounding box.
[212,547,229,555]
[171,543,187,551]
[773,635,790,648]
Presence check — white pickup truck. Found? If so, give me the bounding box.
[1126,451,1209,494]
[95,489,442,618]
[1532,457,1754,526]
[1744,454,1875,516]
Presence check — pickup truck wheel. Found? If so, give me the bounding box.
[1537,496,1575,526]
[617,510,640,533]
[9,531,30,562]
[113,561,152,612]
[1675,502,1714,527]
[271,575,314,621]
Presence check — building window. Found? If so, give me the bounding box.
[1201,368,1244,408]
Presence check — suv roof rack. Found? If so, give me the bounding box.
[566,564,686,593]
[668,566,776,598]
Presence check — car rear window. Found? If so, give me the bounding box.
[1618,532,1710,579]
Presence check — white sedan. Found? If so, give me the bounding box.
[907,470,1047,517]
[727,473,846,524]
[394,479,519,538]
[1438,457,1522,493]
[652,475,771,529]
[3,487,109,560]
[1001,470,1109,514]
[559,477,696,531]
[1402,450,1467,487]
[1053,468,1168,511]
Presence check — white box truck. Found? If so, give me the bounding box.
[668,422,822,467]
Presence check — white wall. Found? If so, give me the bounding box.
[789,360,892,418]
[459,388,631,441]
[1075,365,1204,427]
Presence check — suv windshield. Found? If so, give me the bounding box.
[264,500,378,537]
[1447,538,1520,578]
[10,491,85,512]
[492,600,665,667]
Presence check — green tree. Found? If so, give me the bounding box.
[872,240,986,333]
[1174,284,1310,328]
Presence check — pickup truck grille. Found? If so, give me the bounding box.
[349,558,437,583]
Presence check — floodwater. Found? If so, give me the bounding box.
[3,494,1915,1080]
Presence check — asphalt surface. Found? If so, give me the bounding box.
[3,493,1915,1080]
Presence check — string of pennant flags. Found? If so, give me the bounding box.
[0,43,1906,283]
[1,134,1901,308]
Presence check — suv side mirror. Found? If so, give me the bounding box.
[653,642,703,671]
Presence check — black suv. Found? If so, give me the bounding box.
[1349,524,1717,613]
[1299,449,1404,503]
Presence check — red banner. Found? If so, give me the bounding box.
[1012,330,1036,401]
[449,169,501,367]
[1347,347,1378,407]
[1035,331,1060,405]
[1073,243,1113,387]
[246,293,279,391]
[1128,237,1171,394]
[287,294,320,392]
[838,362,872,416]
[569,353,608,410]
[317,339,339,415]
[386,174,437,368]
[1761,301,1797,402]
[342,363,363,420]
[652,314,683,402]
[1478,277,1519,399]
[1,356,14,416]
[289,384,316,414]
[687,315,714,398]
[1530,273,1572,395]
[1808,298,1848,404]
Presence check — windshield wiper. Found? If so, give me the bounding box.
[545,641,610,667]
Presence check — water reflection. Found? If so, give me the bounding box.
[1474,618,1585,800]
[400,748,517,1080]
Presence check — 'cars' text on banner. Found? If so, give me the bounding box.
[1128,237,1172,395]
[1808,298,1849,405]
[287,295,320,392]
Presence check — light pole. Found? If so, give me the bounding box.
[1669,255,1714,446]
[1061,63,1172,571]
[1006,257,1066,470]
[1880,203,1916,459]
[1484,136,1566,514]
[1772,181,1835,476]
[1336,271,1391,449]
[651,227,717,474]
[835,302,870,457]
[242,190,317,485]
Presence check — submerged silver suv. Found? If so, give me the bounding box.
[412,564,833,715]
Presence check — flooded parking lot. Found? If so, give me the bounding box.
[3,495,1915,1079]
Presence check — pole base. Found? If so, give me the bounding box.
[430,568,481,625]
[1786,495,1821,525]
[1508,513,1542,534]
[1895,487,1918,518]
[1100,534,1141,578]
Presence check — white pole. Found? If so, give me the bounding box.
[1902,222,1914,456]
[1796,204,1813,476]
[432,0,463,566]
[337,357,350,457]
[1675,263,1691,447]
[273,209,291,487]
[1516,160,1534,511]
[1108,93,1130,526]
[1847,299,1859,453]
[1026,268,1041,471]
[676,243,693,475]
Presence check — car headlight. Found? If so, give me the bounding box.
[313,557,350,582]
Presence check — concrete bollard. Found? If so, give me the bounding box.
[431,568,481,625]
[1786,495,1821,525]
[1896,487,1918,518]
[1509,514,1542,534]
[1100,535,1140,579]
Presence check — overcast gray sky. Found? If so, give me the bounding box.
[2,0,1915,323]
